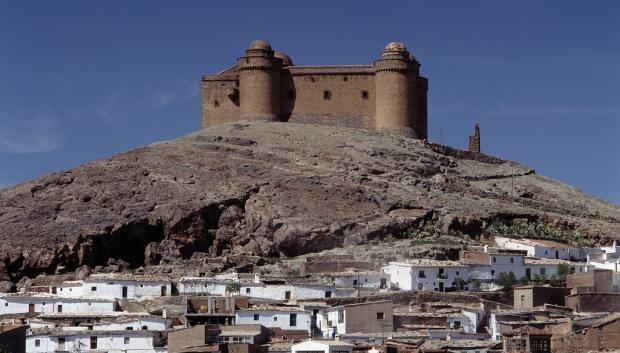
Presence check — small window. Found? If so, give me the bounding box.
[90,336,98,349]
[456,271,460,275]
[35,339,40,347]
[246,288,251,294]
[124,337,130,345]
[493,257,497,263]
[4,303,7,307]
[288,89,296,100]
[126,326,133,330]
[285,291,291,300]
[419,271,425,278]
[325,291,332,298]
[273,316,277,321]
[361,91,369,100]
[213,100,219,107]
[491,270,495,276]
[254,314,259,321]
[377,312,384,320]
[142,325,148,330]
[353,280,358,285]
[342,76,348,82]
[91,286,97,291]
[290,313,297,326]
[323,90,332,100]
[510,258,514,263]
[338,310,344,323]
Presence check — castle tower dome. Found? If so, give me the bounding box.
[237,39,282,121]
[374,41,427,139]
[274,52,294,67]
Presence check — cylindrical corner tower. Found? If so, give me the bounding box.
[373,42,423,138]
[237,40,282,121]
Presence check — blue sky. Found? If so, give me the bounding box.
[1,1,618,204]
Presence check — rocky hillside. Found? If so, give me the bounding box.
[1,122,619,284]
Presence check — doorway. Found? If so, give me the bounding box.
[28,304,35,314]
[161,285,167,296]
[122,286,128,299]
[439,282,444,292]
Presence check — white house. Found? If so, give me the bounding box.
[447,313,475,334]
[382,260,469,292]
[318,271,390,291]
[77,274,172,300]
[179,277,357,300]
[26,329,165,353]
[495,237,585,260]
[0,294,116,315]
[524,258,587,280]
[291,340,353,353]
[235,306,312,334]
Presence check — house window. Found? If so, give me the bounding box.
[246,288,251,294]
[510,258,514,263]
[325,291,332,298]
[91,286,97,291]
[35,339,40,347]
[288,89,296,100]
[90,336,98,349]
[343,76,348,82]
[353,280,358,285]
[124,337,130,345]
[491,270,495,276]
[142,325,148,330]
[418,271,426,278]
[377,312,384,320]
[453,320,461,329]
[213,100,219,107]
[323,90,332,100]
[57,304,62,313]
[285,291,291,300]
[456,271,459,276]
[273,316,278,321]
[338,310,344,323]
[290,313,297,326]
[361,90,369,100]
[493,257,496,263]
[126,326,133,330]
[540,268,546,275]
[254,314,259,321]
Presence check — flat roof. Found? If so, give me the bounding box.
[389,260,465,268]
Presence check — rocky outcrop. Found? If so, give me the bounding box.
[0,122,618,282]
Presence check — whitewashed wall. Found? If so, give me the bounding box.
[235,309,311,333]
[26,332,157,353]
[0,297,115,315]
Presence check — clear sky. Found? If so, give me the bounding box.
[1,1,618,204]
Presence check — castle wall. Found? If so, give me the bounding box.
[285,69,375,128]
[201,77,240,128]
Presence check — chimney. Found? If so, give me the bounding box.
[468,123,481,153]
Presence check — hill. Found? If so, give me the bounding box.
[1,122,618,284]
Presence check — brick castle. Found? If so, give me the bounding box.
[201,40,428,139]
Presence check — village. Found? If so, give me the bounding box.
[1,236,620,353]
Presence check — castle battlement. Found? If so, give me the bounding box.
[201,40,428,139]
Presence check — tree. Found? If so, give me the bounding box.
[472,279,482,290]
[498,271,517,292]
[454,277,466,290]
[225,282,241,295]
[556,263,570,283]
[519,276,529,285]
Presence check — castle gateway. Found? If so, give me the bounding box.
[201,40,428,139]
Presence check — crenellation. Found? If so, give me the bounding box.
[201,40,428,139]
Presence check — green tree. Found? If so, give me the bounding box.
[498,271,517,292]
[225,282,241,295]
[519,276,529,285]
[556,263,570,283]
[454,277,466,290]
[472,279,482,290]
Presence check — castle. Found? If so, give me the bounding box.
[201,40,428,139]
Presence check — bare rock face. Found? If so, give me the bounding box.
[0,122,619,282]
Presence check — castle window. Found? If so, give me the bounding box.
[323,90,332,100]
[310,77,316,82]
[342,76,348,82]
[213,100,220,107]
[288,89,296,100]
[361,90,369,100]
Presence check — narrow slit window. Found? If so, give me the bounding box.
[213,100,220,107]
[323,90,332,100]
[361,91,369,100]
